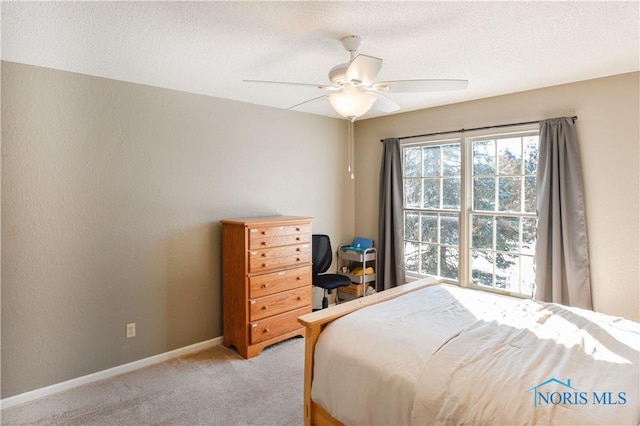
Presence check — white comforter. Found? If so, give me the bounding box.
[312,284,640,425]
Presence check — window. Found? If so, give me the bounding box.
[402,129,539,297]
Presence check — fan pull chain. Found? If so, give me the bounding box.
[348,119,355,179]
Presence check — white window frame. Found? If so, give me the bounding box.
[401,124,539,298]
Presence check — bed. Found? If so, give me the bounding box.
[298,277,639,425]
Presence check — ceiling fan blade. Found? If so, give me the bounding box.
[371,93,401,113]
[345,55,383,86]
[287,94,329,111]
[374,79,469,93]
[243,79,335,90]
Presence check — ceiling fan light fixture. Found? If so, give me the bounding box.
[328,91,377,120]
[245,35,468,119]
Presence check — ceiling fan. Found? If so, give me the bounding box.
[244,35,469,121]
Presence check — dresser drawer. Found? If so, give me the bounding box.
[249,223,311,239]
[249,265,311,298]
[249,286,311,321]
[249,243,311,273]
[249,225,311,250]
[250,306,310,344]
[249,252,311,274]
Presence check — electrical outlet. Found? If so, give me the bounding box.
[126,323,136,339]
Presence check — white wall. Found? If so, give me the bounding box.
[354,72,640,322]
[1,61,355,398]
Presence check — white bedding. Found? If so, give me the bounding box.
[311,283,524,425]
[312,283,640,425]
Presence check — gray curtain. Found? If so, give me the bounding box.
[378,138,406,290]
[535,117,592,309]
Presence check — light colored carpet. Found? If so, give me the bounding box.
[1,337,305,425]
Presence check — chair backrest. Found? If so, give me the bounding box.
[312,234,332,276]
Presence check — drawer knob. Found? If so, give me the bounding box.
[262,306,268,310]
[296,276,301,280]
[263,328,269,333]
[262,263,267,267]
[261,253,266,257]
[261,284,268,288]
[261,242,267,246]
[296,258,301,262]
[296,227,301,231]
[296,248,301,252]
[296,237,301,241]
[261,231,267,235]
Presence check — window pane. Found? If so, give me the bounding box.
[441,214,459,245]
[404,178,421,208]
[420,213,437,243]
[402,133,535,297]
[496,253,519,290]
[524,136,539,174]
[472,215,493,249]
[405,211,419,241]
[442,144,461,176]
[423,146,440,177]
[522,218,536,255]
[423,178,440,209]
[498,177,521,212]
[441,246,459,280]
[471,250,493,286]
[473,140,495,175]
[443,177,461,209]
[524,176,536,213]
[474,177,495,211]
[498,138,522,175]
[420,243,438,275]
[496,216,519,253]
[405,241,419,273]
[405,147,421,177]
[520,255,535,296]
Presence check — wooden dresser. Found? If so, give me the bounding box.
[220,216,313,358]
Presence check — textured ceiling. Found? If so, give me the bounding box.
[2,1,639,119]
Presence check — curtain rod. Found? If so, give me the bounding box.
[380,116,578,142]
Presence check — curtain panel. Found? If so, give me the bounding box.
[378,138,406,290]
[535,117,592,309]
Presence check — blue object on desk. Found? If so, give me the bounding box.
[346,237,374,252]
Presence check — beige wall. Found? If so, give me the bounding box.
[0,61,355,398]
[354,72,640,322]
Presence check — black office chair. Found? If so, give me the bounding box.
[312,234,352,310]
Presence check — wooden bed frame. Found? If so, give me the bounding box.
[297,277,442,426]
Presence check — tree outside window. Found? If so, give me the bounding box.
[402,130,538,297]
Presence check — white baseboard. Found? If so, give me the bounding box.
[0,336,224,410]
